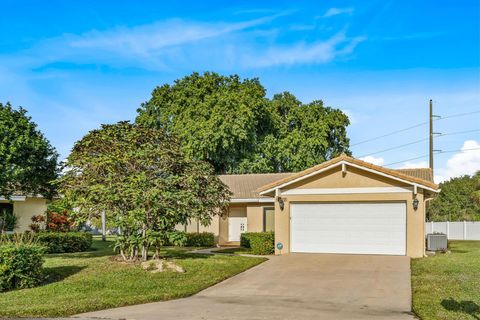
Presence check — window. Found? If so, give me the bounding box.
[263,207,275,232]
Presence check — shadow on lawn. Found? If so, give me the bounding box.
[42,265,86,285]
[47,248,114,260]
[449,249,470,254]
[441,298,480,319]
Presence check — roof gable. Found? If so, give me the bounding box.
[257,155,438,194]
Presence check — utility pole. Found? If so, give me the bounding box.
[429,99,433,171]
[429,99,441,176]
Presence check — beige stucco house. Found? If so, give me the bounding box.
[0,196,48,232]
[183,155,438,258]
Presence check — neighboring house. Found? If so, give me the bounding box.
[0,195,48,232]
[181,154,438,258]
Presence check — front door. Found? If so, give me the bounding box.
[228,217,247,242]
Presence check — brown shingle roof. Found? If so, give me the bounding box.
[395,168,433,183]
[219,173,293,199]
[218,157,437,199]
[256,154,438,193]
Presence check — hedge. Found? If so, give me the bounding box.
[241,232,275,255]
[185,232,215,247]
[240,233,252,248]
[0,244,45,292]
[34,232,93,253]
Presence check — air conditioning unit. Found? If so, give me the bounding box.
[426,233,447,251]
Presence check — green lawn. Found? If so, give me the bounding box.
[0,237,266,317]
[411,241,480,320]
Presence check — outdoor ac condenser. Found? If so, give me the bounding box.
[426,233,448,251]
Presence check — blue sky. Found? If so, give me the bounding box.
[1,0,479,182]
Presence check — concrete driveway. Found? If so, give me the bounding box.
[77,253,414,320]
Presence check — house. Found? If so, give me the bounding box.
[0,196,48,232]
[182,154,438,258]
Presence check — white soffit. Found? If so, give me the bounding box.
[230,198,274,203]
[281,187,412,195]
[0,196,26,201]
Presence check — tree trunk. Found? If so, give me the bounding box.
[120,249,127,261]
[101,211,106,241]
[141,224,147,261]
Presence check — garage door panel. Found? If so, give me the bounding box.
[291,202,406,255]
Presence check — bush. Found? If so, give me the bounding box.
[0,244,45,292]
[241,232,274,255]
[34,232,92,253]
[0,208,17,232]
[240,233,253,248]
[185,232,215,247]
[46,210,75,232]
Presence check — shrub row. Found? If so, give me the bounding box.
[240,232,275,255]
[0,244,45,292]
[165,232,215,247]
[34,232,92,253]
[185,232,215,247]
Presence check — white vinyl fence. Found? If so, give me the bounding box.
[425,221,480,240]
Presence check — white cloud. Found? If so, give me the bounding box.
[0,13,365,72]
[321,7,354,18]
[244,32,365,67]
[68,16,277,54]
[435,140,480,183]
[359,155,385,166]
[396,160,428,169]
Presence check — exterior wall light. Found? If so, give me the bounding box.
[277,196,285,211]
[413,198,419,211]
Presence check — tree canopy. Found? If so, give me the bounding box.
[136,72,350,174]
[0,102,59,199]
[427,172,480,221]
[59,122,231,260]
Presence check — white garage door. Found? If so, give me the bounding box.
[290,202,406,255]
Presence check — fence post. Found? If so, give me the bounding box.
[463,220,467,240]
[431,221,434,234]
[446,221,449,239]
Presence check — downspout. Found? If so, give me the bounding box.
[423,195,435,257]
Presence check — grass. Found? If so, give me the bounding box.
[0,237,266,317]
[411,241,480,320]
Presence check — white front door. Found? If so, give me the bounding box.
[228,217,247,242]
[290,202,406,255]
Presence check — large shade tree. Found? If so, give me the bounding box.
[236,92,350,173]
[427,173,480,221]
[59,122,231,261]
[0,102,59,199]
[136,72,350,174]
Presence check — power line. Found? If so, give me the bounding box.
[351,122,428,147]
[436,110,480,121]
[358,129,480,158]
[358,138,427,158]
[439,129,480,137]
[384,147,480,167]
[351,109,480,147]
